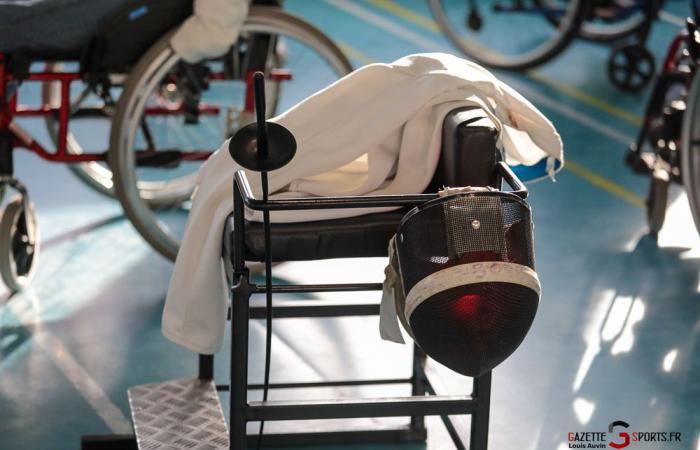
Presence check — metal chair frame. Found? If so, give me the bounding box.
[206,161,527,449]
[81,116,529,450]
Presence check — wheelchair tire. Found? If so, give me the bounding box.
[544,1,650,43]
[578,12,648,43]
[682,73,700,235]
[0,197,39,292]
[607,44,655,92]
[429,0,586,70]
[42,64,119,198]
[109,6,353,260]
[646,174,668,235]
[577,0,655,43]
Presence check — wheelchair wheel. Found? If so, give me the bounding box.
[682,73,700,235]
[607,44,655,92]
[646,173,668,235]
[0,197,39,292]
[578,0,651,42]
[428,0,585,70]
[42,64,121,198]
[109,6,353,260]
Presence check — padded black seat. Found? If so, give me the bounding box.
[0,0,128,58]
[0,0,191,67]
[223,106,500,263]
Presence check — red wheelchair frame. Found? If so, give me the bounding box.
[625,19,699,234]
[0,52,291,165]
[0,50,292,291]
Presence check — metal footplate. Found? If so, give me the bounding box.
[128,378,229,450]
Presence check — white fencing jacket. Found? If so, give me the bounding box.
[170,0,249,63]
[162,53,563,354]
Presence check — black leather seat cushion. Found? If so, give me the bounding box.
[0,0,128,57]
[223,106,500,263]
[0,0,192,67]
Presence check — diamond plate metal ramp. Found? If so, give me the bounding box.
[128,378,229,450]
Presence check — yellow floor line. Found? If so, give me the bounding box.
[364,0,643,127]
[565,160,645,208]
[527,73,642,126]
[338,43,375,66]
[336,41,644,209]
[365,0,440,32]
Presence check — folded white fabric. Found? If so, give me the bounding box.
[170,0,249,63]
[162,53,563,354]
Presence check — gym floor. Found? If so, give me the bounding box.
[1,1,699,449]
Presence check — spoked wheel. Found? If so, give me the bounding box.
[607,44,655,91]
[682,73,700,235]
[428,0,585,70]
[109,6,353,260]
[42,64,122,197]
[0,197,39,292]
[646,172,669,235]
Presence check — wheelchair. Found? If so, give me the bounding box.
[625,19,700,234]
[83,72,538,448]
[429,0,698,91]
[0,0,352,290]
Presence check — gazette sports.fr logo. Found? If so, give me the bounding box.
[567,421,682,448]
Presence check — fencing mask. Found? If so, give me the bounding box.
[381,188,540,378]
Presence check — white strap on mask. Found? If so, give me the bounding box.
[379,235,406,344]
[404,261,541,321]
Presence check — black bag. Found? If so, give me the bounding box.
[82,0,192,73]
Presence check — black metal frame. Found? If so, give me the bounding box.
[80,157,527,450]
[192,161,527,449]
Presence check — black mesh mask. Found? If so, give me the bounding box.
[394,190,540,377]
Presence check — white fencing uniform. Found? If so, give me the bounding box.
[162,53,564,354]
[170,0,249,63]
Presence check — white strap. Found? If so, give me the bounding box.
[379,235,407,344]
[437,186,495,197]
[404,261,541,320]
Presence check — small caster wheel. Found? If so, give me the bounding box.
[608,44,656,92]
[646,174,669,235]
[0,196,39,292]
